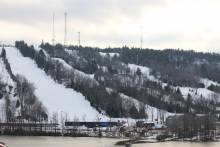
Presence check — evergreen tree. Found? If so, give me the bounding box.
[130,105,139,119]
[0,48,6,58]
[136,67,142,76]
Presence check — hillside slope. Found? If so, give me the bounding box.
[0,51,19,122]
[5,47,103,121]
[39,42,220,116]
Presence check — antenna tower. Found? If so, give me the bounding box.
[78,32,81,46]
[64,11,67,46]
[52,13,55,46]
[140,26,143,49]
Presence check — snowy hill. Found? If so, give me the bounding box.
[1,46,172,123]
[5,47,104,121]
[51,54,174,122]
[120,92,173,122]
[127,63,220,101]
[2,41,218,121]
[128,63,158,82]
[0,48,20,122]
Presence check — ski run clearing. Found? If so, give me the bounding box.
[50,53,173,123]
[128,63,158,82]
[99,52,120,58]
[3,48,219,124]
[5,47,104,121]
[127,63,220,101]
[0,48,20,122]
[3,47,172,124]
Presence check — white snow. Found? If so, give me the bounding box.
[35,47,95,82]
[64,49,81,61]
[145,105,174,123]
[177,86,219,100]
[52,57,96,81]
[34,47,49,57]
[105,87,114,94]
[128,64,158,81]
[0,60,14,87]
[119,91,173,123]
[5,47,105,121]
[120,93,143,111]
[0,48,20,122]
[104,87,173,124]
[0,48,15,87]
[216,106,220,111]
[74,68,96,80]
[126,64,219,102]
[99,52,119,58]
[200,78,220,88]
[65,48,78,56]
[100,66,108,72]
[52,58,72,70]
[0,98,6,122]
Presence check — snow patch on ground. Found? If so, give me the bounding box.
[145,105,174,123]
[52,58,72,70]
[0,48,20,122]
[105,87,114,94]
[34,47,49,57]
[0,61,14,87]
[119,91,173,123]
[128,64,158,81]
[0,59,7,122]
[65,48,78,56]
[200,78,220,88]
[64,49,81,61]
[105,86,173,124]
[5,47,105,121]
[52,57,96,81]
[0,98,6,122]
[120,93,143,111]
[177,86,218,100]
[99,52,119,58]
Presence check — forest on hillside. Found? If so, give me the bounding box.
[0,48,47,122]
[13,41,220,119]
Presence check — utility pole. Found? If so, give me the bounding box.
[64,11,67,47]
[52,13,55,46]
[78,31,81,47]
[137,26,143,64]
[140,26,143,49]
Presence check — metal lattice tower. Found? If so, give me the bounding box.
[140,26,143,49]
[78,32,81,46]
[64,12,67,47]
[52,13,55,46]
[137,26,143,64]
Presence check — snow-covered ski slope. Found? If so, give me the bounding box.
[5,47,104,121]
[127,63,220,100]
[0,48,21,122]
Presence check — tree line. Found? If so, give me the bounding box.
[0,47,48,122]
[16,41,146,119]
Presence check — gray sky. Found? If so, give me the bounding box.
[1,0,220,52]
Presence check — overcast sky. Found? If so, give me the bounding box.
[1,0,220,52]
